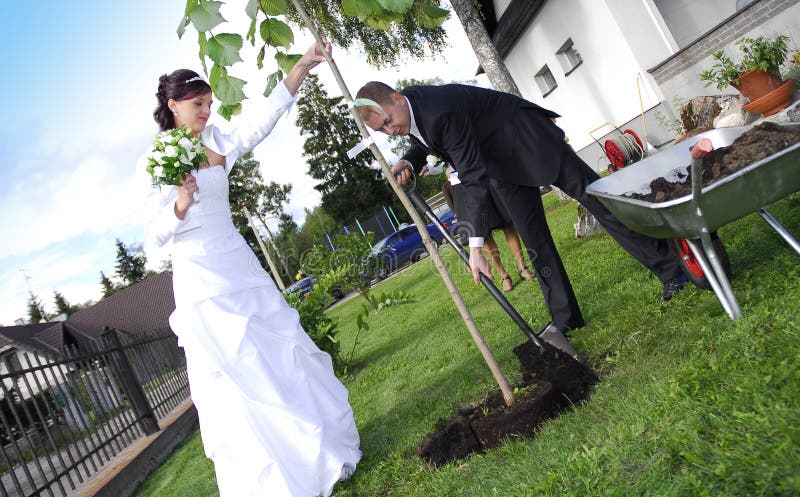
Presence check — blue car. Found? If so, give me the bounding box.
[282,276,345,301]
[366,216,454,280]
[282,276,315,300]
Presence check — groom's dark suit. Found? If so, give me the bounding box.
[400,84,682,329]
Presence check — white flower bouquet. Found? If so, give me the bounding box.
[145,126,207,186]
[424,154,445,176]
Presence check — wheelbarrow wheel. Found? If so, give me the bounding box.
[673,232,732,290]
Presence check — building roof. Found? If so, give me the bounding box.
[66,271,175,340]
[0,271,175,355]
[0,322,63,356]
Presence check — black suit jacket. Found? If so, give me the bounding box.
[401,84,565,236]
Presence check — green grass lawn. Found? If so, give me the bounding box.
[135,192,800,497]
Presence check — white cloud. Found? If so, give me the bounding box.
[1,149,142,260]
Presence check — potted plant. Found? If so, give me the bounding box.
[700,34,793,111]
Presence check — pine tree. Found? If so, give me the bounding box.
[114,239,148,286]
[99,271,117,298]
[53,290,76,316]
[26,291,48,324]
[296,74,395,225]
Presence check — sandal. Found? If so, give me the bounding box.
[519,267,534,281]
[501,275,513,292]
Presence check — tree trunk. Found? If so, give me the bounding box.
[448,0,520,97]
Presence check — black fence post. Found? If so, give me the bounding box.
[101,328,159,436]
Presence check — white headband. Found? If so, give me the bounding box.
[348,98,383,112]
[185,76,206,84]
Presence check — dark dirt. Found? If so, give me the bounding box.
[628,122,800,203]
[418,342,598,466]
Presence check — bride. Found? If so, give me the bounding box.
[137,41,361,497]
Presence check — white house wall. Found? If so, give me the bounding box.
[654,0,737,48]
[0,349,69,400]
[500,0,672,161]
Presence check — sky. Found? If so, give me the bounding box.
[0,1,489,325]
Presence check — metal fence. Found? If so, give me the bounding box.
[0,328,188,497]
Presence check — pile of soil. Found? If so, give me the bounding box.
[418,342,598,466]
[628,122,800,203]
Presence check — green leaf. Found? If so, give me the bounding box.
[218,103,242,121]
[364,14,394,30]
[210,64,246,105]
[206,33,244,66]
[260,18,294,50]
[188,0,225,32]
[341,0,359,17]
[342,0,383,19]
[245,0,259,19]
[418,3,449,29]
[178,0,198,37]
[246,18,257,45]
[256,46,266,70]
[263,69,283,97]
[375,0,413,13]
[177,16,190,39]
[275,52,301,75]
[258,0,288,16]
[197,31,208,74]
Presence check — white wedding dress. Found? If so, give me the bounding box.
[139,82,360,497]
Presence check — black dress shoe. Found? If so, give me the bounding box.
[659,274,688,303]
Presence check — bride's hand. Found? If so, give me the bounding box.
[298,38,332,70]
[174,173,198,220]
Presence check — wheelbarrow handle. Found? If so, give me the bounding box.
[690,138,713,215]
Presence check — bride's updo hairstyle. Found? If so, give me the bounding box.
[154,69,212,131]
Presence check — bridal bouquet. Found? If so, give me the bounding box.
[145,126,207,186]
[424,154,445,176]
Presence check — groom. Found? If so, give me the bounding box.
[355,81,687,333]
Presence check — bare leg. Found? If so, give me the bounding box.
[484,234,513,292]
[502,225,534,280]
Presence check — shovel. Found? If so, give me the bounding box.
[396,165,580,359]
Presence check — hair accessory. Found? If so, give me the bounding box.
[185,76,206,84]
[349,98,383,111]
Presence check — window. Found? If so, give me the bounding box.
[2,352,20,373]
[556,38,583,76]
[534,65,557,97]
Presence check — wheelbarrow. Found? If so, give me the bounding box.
[395,164,580,359]
[591,122,732,291]
[586,123,800,319]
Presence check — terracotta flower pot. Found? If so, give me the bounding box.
[732,69,784,101]
[742,79,796,116]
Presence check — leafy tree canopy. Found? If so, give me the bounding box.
[178,0,449,119]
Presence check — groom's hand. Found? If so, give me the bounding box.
[391,159,413,184]
[469,247,493,284]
